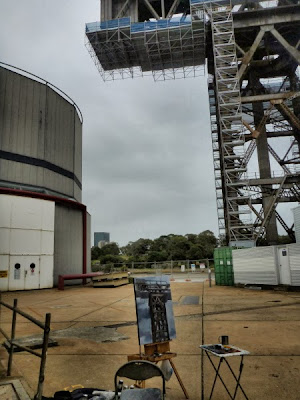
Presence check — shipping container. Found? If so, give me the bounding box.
[214,247,234,286]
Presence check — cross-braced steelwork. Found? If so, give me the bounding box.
[86,0,300,246]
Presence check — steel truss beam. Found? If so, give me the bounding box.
[207,0,300,245]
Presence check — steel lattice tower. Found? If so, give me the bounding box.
[86,0,300,247]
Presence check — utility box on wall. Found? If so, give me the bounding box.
[232,244,300,287]
[0,195,55,291]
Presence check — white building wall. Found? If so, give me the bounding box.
[0,195,55,291]
[293,206,300,243]
[287,243,300,286]
[233,243,300,286]
[232,246,278,285]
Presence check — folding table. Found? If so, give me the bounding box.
[200,344,250,400]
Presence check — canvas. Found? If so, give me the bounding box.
[134,276,176,345]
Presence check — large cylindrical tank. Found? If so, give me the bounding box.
[0,64,82,202]
[0,64,91,291]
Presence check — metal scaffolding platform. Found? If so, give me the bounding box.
[85,11,206,81]
[86,0,300,246]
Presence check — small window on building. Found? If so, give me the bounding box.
[282,250,287,256]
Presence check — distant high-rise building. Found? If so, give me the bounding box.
[94,232,110,247]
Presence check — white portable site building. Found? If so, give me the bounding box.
[232,244,300,287]
[293,205,300,243]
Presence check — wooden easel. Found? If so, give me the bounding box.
[128,340,189,399]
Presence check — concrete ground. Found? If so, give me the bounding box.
[0,281,300,399]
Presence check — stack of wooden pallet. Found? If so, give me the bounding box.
[92,271,129,288]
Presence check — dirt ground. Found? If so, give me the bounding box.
[0,280,299,399]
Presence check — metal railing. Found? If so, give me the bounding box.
[0,294,51,400]
[92,258,214,278]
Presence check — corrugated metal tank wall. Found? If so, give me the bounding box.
[0,66,82,202]
[53,205,91,286]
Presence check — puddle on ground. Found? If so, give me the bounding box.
[8,326,129,350]
[50,304,73,309]
[51,326,129,342]
[180,296,200,305]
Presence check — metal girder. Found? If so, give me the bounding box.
[233,4,300,28]
[276,101,300,131]
[166,0,181,18]
[241,92,299,104]
[238,28,265,80]
[116,0,131,18]
[248,176,300,185]
[268,143,291,174]
[275,211,296,241]
[253,175,287,241]
[161,0,165,18]
[141,0,160,20]
[270,28,300,65]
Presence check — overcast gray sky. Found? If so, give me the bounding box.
[1,0,295,246]
[0,0,218,246]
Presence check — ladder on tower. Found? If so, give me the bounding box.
[209,0,253,243]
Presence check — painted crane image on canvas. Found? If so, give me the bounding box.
[134,276,176,345]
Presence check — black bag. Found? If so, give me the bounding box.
[53,391,72,400]
[54,388,106,400]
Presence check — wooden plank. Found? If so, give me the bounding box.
[127,352,177,362]
[92,271,128,282]
[93,278,129,288]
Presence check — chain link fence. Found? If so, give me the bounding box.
[92,259,214,279]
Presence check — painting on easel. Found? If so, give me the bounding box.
[134,275,176,345]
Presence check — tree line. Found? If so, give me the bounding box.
[91,230,218,264]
